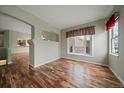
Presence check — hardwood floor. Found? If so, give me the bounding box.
[0,53,123,88]
[11,52,29,68]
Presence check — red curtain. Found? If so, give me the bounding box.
[106,14,116,31]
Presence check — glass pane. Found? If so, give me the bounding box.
[112,37,119,54]
[68,37,75,53]
[86,35,91,41]
[113,21,119,38]
[86,40,91,54]
[68,35,92,55]
[74,36,86,54]
[86,35,91,55]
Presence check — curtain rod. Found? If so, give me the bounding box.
[112,11,119,16]
[106,11,119,22]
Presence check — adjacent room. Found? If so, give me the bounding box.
[0,5,124,88]
[0,13,32,68]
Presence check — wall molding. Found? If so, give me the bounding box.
[8,61,12,64]
[29,64,34,68]
[62,57,124,85]
[34,57,61,68]
[26,56,124,85]
[109,66,124,85]
[62,57,109,67]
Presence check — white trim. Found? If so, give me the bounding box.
[34,57,61,68]
[67,35,94,57]
[67,53,93,57]
[109,66,124,85]
[29,64,34,68]
[8,61,12,64]
[109,21,119,56]
[62,57,108,67]
[109,53,119,57]
[28,56,124,85]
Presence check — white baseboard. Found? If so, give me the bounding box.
[109,66,124,85]
[62,57,124,85]
[34,57,60,68]
[62,57,108,67]
[8,61,12,64]
[26,56,124,85]
[29,64,34,68]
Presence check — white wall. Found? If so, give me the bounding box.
[34,26,61,67]
[61,18,108,65]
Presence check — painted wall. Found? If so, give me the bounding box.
[0,5,61,67]
[0,47,7,59]
[108,6,124,83]
[0,31,9,48]
[9,31,31,53]
[0,30,10,63]
[0,32,4,47]
[61,18,108,65]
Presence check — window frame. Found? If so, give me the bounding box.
[67,35,94,57]
[109,19,119,56]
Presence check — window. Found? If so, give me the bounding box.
[110,20,119,55]
[67,35,92,56]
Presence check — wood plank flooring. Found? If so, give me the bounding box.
[0,53,123,88]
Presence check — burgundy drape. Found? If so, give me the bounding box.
[106,14,116,31]
[66,26,95,38]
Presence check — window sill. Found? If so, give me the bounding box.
[67,53,93,57]
[109,53,119,57]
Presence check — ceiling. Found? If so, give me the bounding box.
[0,13,31,34]
[18,5,114,30]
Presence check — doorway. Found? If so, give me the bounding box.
[0,12,34,67]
